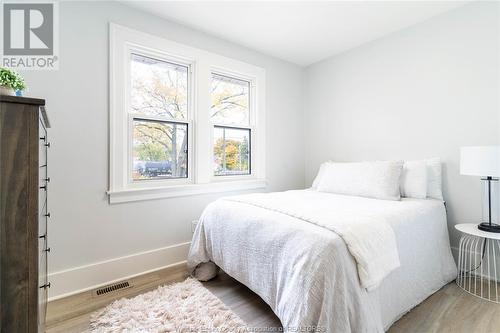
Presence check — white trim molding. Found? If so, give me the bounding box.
[108,179,267,204]
[109,23,266,203]
[48,241,190,300]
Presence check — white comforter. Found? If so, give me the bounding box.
[188,190,457,332]
[226,190,400,290]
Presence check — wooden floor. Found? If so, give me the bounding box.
[46,267,500,333]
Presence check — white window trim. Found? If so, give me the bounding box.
[108,23,266,203]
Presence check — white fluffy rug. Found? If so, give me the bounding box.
[90,278,248,333]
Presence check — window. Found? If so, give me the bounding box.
[211,73,250,125]
[130,54,190,180]
[109,24,266,203]
[211,73,252,177]
[132,119,188,180]
[131,54,188,119]
[213,126,250,176]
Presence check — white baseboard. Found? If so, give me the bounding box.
[48,241,190,301]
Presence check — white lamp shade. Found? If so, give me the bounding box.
[460,146,500,177]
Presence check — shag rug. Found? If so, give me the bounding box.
[90,278,248,333]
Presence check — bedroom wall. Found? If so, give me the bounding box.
[20,1,305,299]
[304,2,499,253]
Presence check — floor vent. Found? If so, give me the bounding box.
[95,281,131,296]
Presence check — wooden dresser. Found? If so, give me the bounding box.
[0,95,51,332]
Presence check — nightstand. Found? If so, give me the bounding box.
[455,223,500,303]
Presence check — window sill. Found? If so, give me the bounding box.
[107,179,267,204]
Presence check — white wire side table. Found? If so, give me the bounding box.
[455,223,500,303]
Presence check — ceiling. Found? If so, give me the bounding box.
[122,1,470,67]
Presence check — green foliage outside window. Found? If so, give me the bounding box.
[214,136,250,173]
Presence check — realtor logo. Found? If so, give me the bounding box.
[1,2,59,70]
[4,3,53,55]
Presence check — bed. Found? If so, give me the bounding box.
[187,189,457,332]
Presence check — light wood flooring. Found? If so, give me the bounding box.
[46,266,500,333]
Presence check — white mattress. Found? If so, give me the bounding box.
[188,190,457,332]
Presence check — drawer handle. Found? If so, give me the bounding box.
[40,283,51,289]
[45,177,51,182]
[39,136,46,141]
[40,185,47,190]
[45,247,51,253]
[45,142,51,148]
[45,213,51,218]
[39,234,46,239]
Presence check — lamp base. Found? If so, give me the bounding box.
[478,222,500,233]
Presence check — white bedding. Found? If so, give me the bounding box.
[225,190,400,290]
[187,190,457,332]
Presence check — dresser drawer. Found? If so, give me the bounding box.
[38,189,47,237]
[39,122,47,168]
[38,238,48,287]
[39,142,46,169]
[38,238,48,333]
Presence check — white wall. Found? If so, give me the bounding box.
[20,1,305,298]
[304,2,499,252]
[19,0,499,299]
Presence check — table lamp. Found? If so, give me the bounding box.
[460,146,500,232]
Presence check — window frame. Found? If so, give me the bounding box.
[129,116,190,183]
[109,23,266,203]
[212,125,252,178]
[209,69,256,182]
[126,46,195,188]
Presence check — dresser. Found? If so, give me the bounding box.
[0,95,51,333]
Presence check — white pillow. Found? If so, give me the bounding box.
[400,160,427,199]
[311,161,331,189]
[316,161,404,201]
[426,157,443,200]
